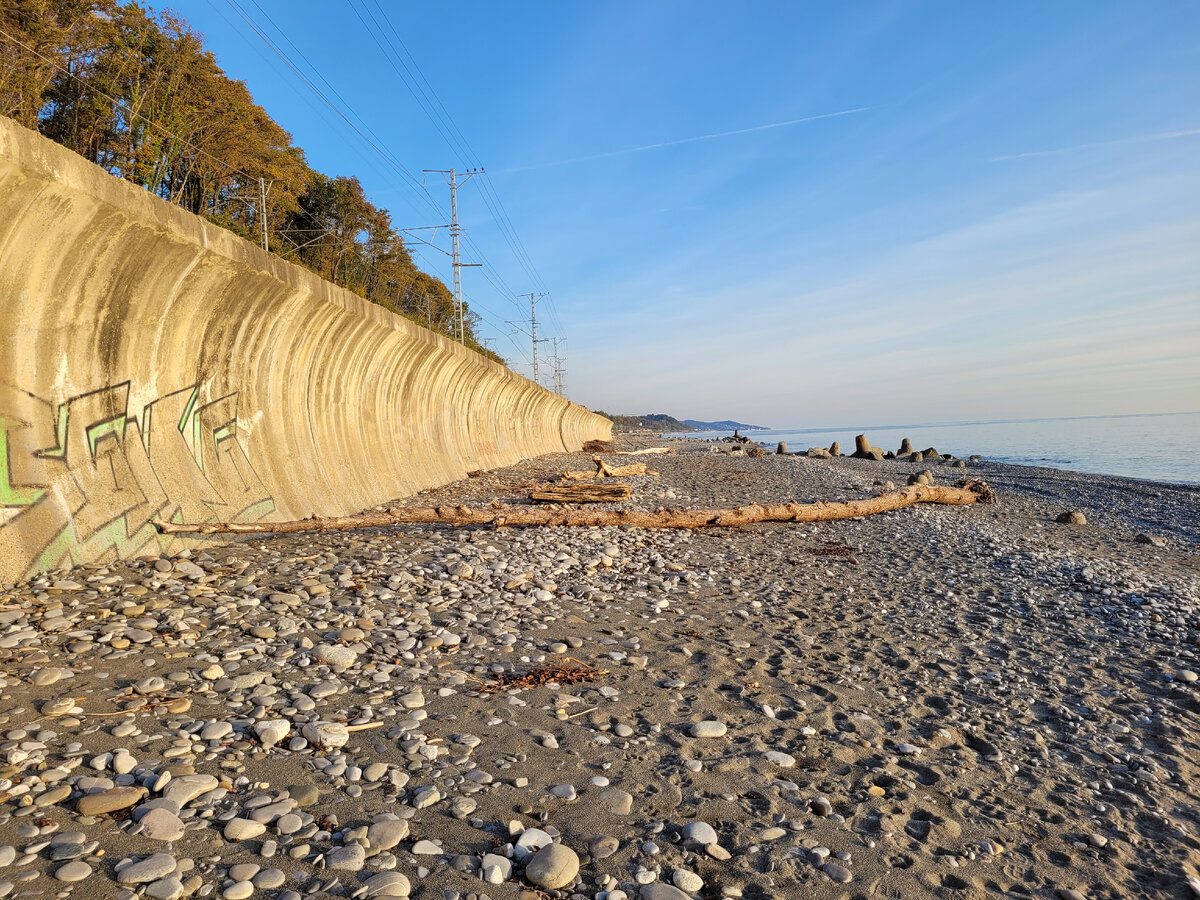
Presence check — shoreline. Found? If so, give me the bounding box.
[0,440,1196,899]
[666,414,1200,488]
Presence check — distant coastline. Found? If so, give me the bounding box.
[594,411,768,434]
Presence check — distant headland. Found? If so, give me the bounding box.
[594,412,769,433]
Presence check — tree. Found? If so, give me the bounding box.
[0,0,504,360]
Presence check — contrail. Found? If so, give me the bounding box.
[990,127,1200,162]
[498,107,872,174]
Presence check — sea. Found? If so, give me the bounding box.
[672,412,1200,485]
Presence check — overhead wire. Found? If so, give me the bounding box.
[351,0,566,336]
[222,0,449,228]
[229,0,529,354]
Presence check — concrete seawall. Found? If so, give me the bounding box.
[0,117,611,583]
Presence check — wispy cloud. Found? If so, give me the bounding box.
[498,107,871,174]
[990,127,1200,162]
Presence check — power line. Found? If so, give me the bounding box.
[347,0,565,331]
[230,0,540,349]
[222,0,447,225]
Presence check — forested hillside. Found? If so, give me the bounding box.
[594,412,693,433]
[0,0,501,361]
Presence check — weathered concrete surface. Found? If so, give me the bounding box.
[0,116,610,583]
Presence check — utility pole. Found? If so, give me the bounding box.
[257,178,272,251]
[423,168,482,342]
[525,292,550,385]
[551,337,566,396]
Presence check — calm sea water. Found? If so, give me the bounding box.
[674,412,1200,485]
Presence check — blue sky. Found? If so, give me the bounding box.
[174,1,1199,426]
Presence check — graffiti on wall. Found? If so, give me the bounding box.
[0,380,274,579]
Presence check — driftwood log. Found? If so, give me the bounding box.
[563,456,657,480]
[530,483,632,503]
[155,481,994,536]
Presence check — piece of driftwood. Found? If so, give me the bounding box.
[531,483,632,503]
[563,456,657,480]
[616,447,674,456]
[155,481,995,536]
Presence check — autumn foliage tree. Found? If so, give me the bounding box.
[0,0,502,361]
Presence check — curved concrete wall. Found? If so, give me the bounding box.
[0,117,611,583]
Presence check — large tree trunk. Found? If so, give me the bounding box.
[156,481,994,536]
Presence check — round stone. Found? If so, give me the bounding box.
[640,885,692,900]
[117,853,178,884]
[824,862,852,883]
[690,721,726,738]
[254,720,290,747]
[314,644,357,668]
[40,697,76,717]
[366,819,409,851]
[524,843,579,890]
[598,788,633,815]
[325,842,365,871]
[361,872,411,897]
[682,822,718,845]
[252,869,285,890]
[223,818,266,841]
[513,827,553,862]
[673,868,704,892]
[77,786,146,816]
[140,808,185,842]
[288,784,319,806]
[55,861,92,882]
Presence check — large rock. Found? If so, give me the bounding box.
[828,441,840,455]
[898,438,914,454]
[524,843,579,890]
[1057,510,1087,525]
[852,434,884,461]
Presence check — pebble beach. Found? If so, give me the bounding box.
[0,437,1197,900]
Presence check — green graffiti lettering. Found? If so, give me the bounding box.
[86,414,127,459]
[0,416,47,507]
